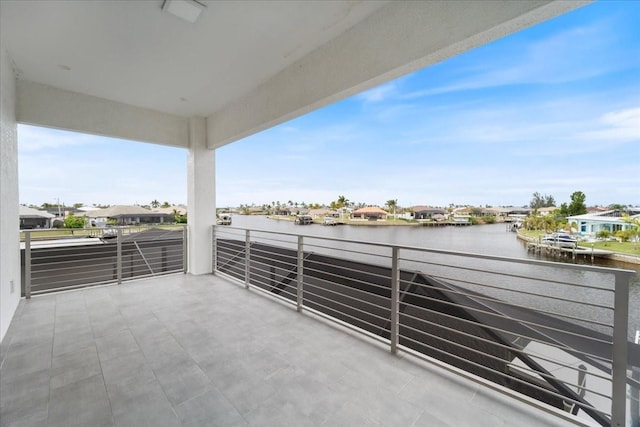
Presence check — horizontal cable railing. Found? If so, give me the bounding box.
[212,224,638,427]
[22,225,187,296]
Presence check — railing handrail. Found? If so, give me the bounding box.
[22,225,188,296]
[20,224,187,242]
[213,223,637,427]
[217,225,636,277]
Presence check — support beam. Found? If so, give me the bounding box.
[187,117,214,275]
[16,80,189,148]
[207,0,587,148]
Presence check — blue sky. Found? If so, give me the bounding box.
[19,1,640,208]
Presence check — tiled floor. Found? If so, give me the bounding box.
[1,274,580,426]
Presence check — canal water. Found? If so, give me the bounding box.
[228,215,640,343]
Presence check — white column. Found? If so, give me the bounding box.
[187,117,215,275]
[0,45,20,342]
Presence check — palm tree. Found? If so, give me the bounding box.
[150,199,160,208]
[337,195,349,209]
[385,199,398,220]
[622,213,640,249]
[336,196,350,220]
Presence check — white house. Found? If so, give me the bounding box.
[567,209,640,237]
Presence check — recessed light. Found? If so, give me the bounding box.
[162,0,205,24]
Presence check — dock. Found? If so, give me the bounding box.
[515,231,614,263]
[524,241,612,263]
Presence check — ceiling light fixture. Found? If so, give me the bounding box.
[162,0,205,24]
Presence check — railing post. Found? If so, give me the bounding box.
[24,231,31,299]
[116,228,122,284]
[182,225,188,274]
[245,230,250,289]
[211,225,217,274]
[611,271,630,427]
[390,246,399,354]
[297,235,304,312]
[631,367,640,427]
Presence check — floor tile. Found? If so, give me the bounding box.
[175,388,247,427]
[109,382,181,427]
[0,274,587,427]
[47,374,113,427]
[50,344,101,390]
[95,329,140,363]
[0,369,49,427]
[153,358,212,406]
[1,343,51,381]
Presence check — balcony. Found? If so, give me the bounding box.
[2,273,581,427]
[3,224,638,426]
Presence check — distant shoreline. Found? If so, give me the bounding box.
[265,215,464,227]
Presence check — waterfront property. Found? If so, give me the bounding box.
[2,1,625,426]
[568,209,640,238]
[351,206,389,221]
[308,208,339,219]
[412,206,446,220]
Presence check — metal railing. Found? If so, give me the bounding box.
[21,225,187,296]
[213,224,639,427]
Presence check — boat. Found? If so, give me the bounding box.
[294,214,313,225]
[323,217,337,226]
[541,231,578,248]
[216,213,232,225]
[101,227,118,239]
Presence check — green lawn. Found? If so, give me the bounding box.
[578,240,640,256]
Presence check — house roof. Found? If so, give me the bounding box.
[19,205,55,219]
[152,205,187,215]
[412,206,445,213]
[352,207,388,215]
[567,210,640,222]
[83,205,166,218]
[452,207,473,214]
[308,208,337,216]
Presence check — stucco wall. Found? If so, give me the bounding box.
[187,117,215,275]
[0,45,20,342]
[17,80,189,149]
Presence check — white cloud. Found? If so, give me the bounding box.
[357,82,397,102]
[403,19,637,99]
[18,125,101,152]
[578,108,640,142]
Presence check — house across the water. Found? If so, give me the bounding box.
[567,209,640,238]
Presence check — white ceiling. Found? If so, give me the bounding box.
[1,0,389,117]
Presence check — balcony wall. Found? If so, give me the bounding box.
[0,45,20,342]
